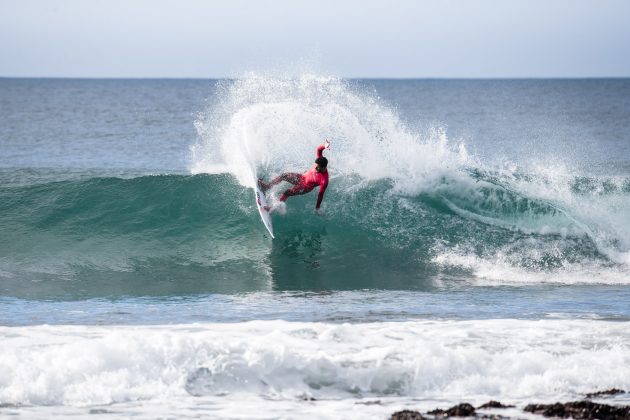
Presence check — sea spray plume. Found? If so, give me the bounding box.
[191,72,471,193]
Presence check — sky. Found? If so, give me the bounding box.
[1,0,629,78]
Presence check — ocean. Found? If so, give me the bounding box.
[1,75,629,419]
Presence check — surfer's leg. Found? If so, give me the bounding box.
[276,173,303,185]
[279,184,308,202]
[265,173,302,191]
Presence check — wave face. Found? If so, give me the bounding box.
[2,74,630,298]
[1,170,629,298]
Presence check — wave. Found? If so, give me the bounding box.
[1,320,629,407]
[186,71,629,287]
[1,166,629,298]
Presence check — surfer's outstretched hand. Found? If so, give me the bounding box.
[324,139,330,149]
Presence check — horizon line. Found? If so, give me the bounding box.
[2,75,630,81]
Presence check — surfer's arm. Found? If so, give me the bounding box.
[316,145,325,158]
[316,140,330,158]
[315,184,327,209]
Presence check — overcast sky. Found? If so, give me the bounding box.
[1,0,629,78]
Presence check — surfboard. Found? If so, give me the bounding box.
[254,181,275,238]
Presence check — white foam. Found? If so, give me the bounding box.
[433,246,630,285]
[1,319,629,416]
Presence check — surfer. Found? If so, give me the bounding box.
[259,140,330,211]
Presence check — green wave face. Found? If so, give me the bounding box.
[1,169,627,299]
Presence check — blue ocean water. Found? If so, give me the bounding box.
[1,75,629,418]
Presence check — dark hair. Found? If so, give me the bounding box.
[315,157,328,167]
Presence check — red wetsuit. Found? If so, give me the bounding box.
[266,144,329,209]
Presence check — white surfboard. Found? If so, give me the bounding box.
[254,181,275,238]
